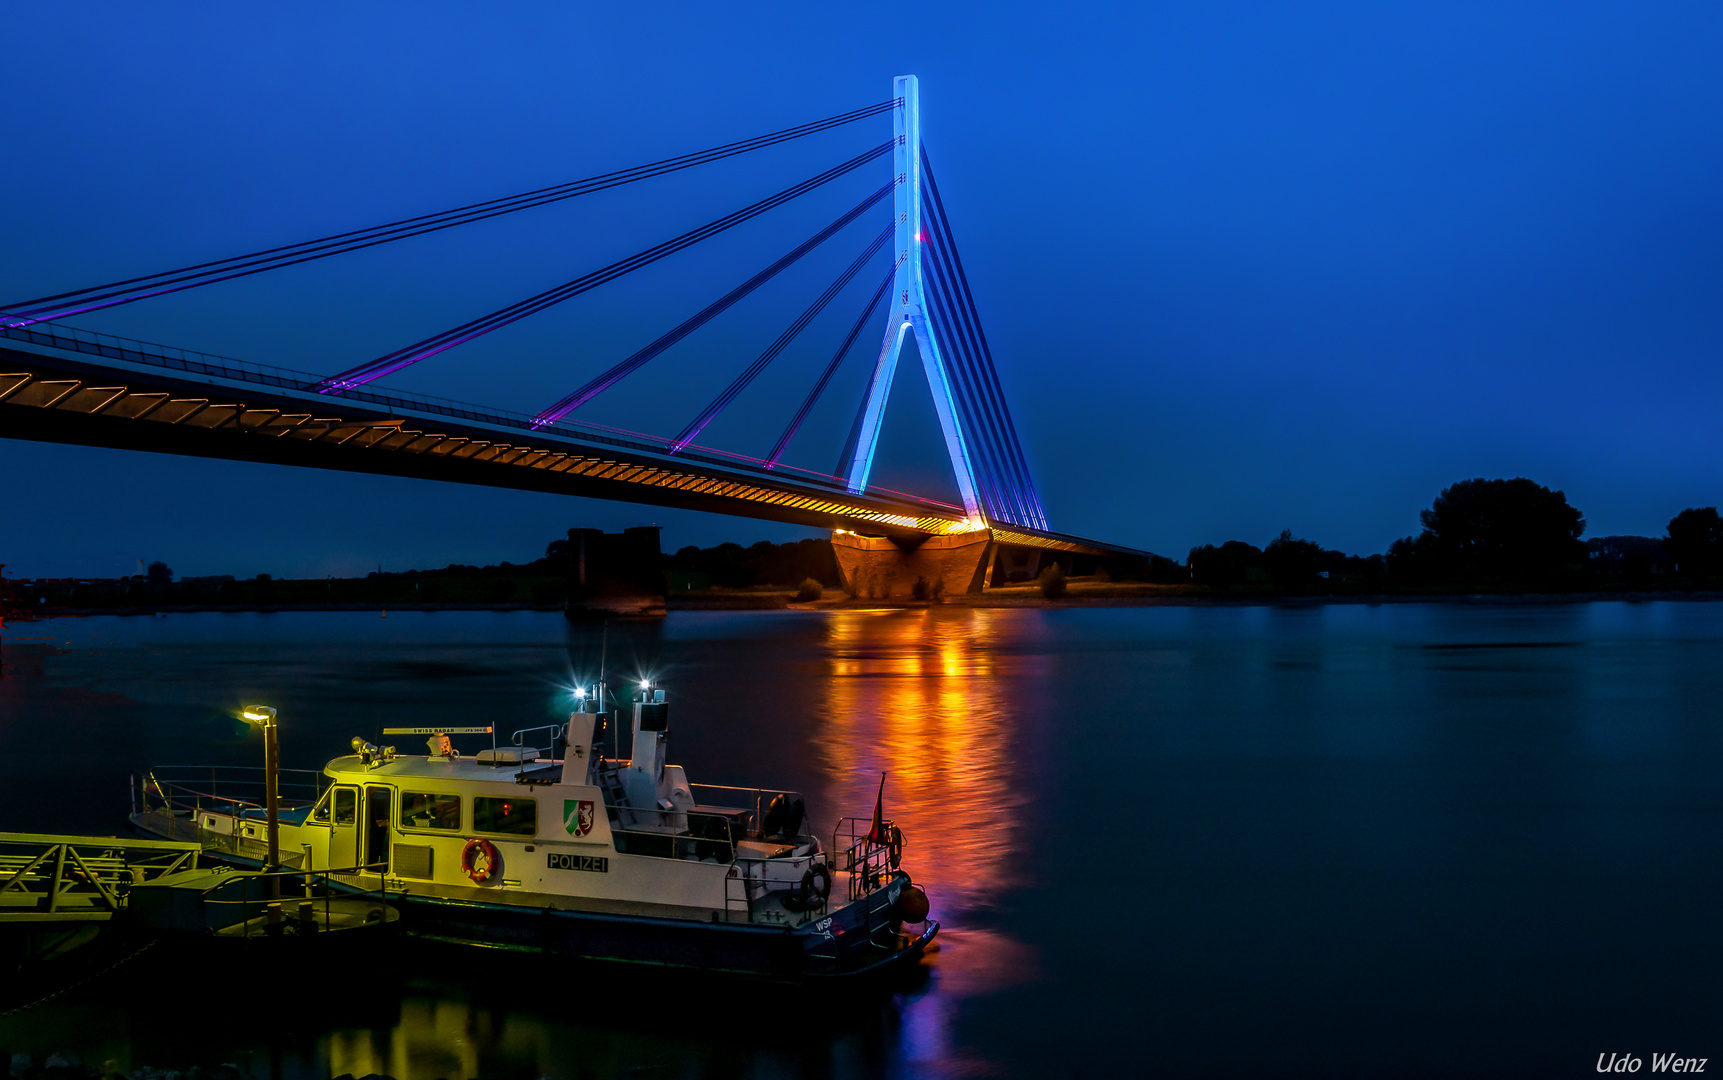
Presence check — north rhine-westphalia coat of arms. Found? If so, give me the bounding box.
[564,799,595,837]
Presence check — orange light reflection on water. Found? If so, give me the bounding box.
[817,607,1044,922]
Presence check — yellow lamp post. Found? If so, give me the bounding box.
[240,705,280,900]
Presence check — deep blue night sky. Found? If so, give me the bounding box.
[4,3,1721,579]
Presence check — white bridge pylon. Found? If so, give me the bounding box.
[844,74,986,523]
[842,75,1048,532]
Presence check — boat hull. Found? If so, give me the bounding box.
[390,878,937,981]
[129,810,935,980]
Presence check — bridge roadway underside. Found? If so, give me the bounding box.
[0,345,968,538]
[0,344,1149,571]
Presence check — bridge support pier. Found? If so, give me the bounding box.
[563,526,667,619]
[830,530,994,599]
[831,529,1153,598]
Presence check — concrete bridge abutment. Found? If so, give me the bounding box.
[830,529,1152,598]
[830,530,995,599]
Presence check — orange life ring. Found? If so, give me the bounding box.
[460,838,500,883]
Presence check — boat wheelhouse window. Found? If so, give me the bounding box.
[400,792,460,831]
[333,787,357,826]
[310,788,333,824]
[473,796,536,836]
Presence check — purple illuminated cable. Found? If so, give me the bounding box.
[529,182,892,427]
[926,283,1013,522]
[669,223,891,454]
[906,194,1016,522]
[926,230,1031,524]
[317,143,893,394]
[765,263,894,468]
[921,226,1024,525]
[918,178,1024,521]
[833,354,880,478]
[923,267,1020,524]
[0,100,900,329]
[926,167,1046,529]
[921,150,1047,528]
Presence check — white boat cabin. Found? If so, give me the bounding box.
[171,686,828,924]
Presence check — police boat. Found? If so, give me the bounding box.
[129,682,937,979]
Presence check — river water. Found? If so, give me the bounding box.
[1,602,1719,1077]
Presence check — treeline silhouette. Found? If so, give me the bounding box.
[665,538,838,590]
[18,480,1723,610]
[1190,478,1723,593]
[399,535,838,592]
[10,534,843,610]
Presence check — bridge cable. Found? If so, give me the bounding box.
[670,223,892,454]
[918,207,1027,524]
[530,180,894,426]
[834,343,884,480]
[319,142,894,394]
[918,186,1023,523]
[924,153,1045,528]
[765,262,895,469]
[920,152,1048,528]
[0,100,900,329]
[921,260,1022,525]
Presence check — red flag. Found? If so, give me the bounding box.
[865,772,888,846]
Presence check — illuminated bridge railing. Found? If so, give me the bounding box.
[0,317,964,515]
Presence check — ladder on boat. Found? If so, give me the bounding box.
[598,765,629,822]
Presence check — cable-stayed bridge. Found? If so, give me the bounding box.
[0,77,1146,593]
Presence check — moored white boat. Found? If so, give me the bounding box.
[129,681,936,979]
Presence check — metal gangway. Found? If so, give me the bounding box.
[0,831,201,923]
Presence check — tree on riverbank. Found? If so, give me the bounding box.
[1389,478,1586,586]
[667,538,838,590]
[1587,535,1666,586]
[1187,540,1264,587]
[1188,532,1382,591]
[1262,530,1325,587]
[1664,507,1723,578]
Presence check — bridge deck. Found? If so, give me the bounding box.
[0,323,1146,557]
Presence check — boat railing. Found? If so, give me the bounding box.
[136,765,328,812]
[830,816,898,903]
[719,857,814,924]
[717,842,828,925]
[611,805,749,863]
[133,767,328,857]
[183,865,394,935]
[686,783,814,840]
[508,725,564,782]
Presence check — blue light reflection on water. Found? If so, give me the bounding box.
[0,601,1719,1077]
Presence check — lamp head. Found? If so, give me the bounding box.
[240,705,277,727]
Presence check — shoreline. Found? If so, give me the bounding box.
[9,587,1723,618]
